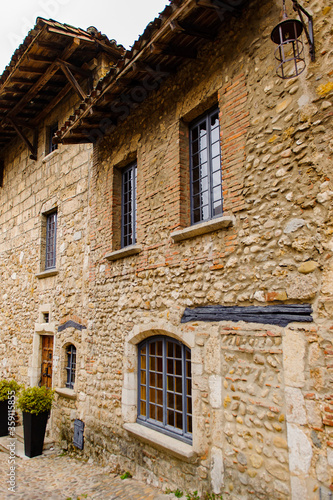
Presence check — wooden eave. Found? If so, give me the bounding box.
[56,0,248,145]
[0,18,125,155]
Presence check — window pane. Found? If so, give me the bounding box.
[138,337,192,442]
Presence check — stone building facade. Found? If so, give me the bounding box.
[1,1,333,499]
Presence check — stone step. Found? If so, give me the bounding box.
[0,426,55,459]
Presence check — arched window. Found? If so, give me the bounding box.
[137,336,192,443]
[65,344,76,389]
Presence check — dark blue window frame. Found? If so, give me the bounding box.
[121,162,137,248]
[190,108,222,225]
[66,344,76,390]
[137,336,192,444]
[45,211,57,270]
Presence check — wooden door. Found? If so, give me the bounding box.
[41,336,53,388]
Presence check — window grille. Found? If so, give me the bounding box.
[66,344,76,390]
[121,162,137,247]
[138,336,192,444]
[190,108,222,224]
[45,211,57,270]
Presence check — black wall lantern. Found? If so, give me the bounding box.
[271,0,315,79]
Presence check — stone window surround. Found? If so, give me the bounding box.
[122,321,200,461]
[171,215,235,242]
[54,337,79,398]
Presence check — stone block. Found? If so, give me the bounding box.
[283,329,305,387]
[287,423,312,475]
[285,387,307,425]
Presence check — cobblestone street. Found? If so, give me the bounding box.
[0,450,169,500]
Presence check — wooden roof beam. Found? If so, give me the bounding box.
[7,118,38,160]
[169,20,216,40]
[6,38,81,120]
[58,61,87,100]
[150,43,197,59]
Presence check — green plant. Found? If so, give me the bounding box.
[0,379,21,401]
[17,386,54,415]
[186,492,200,500]
[174,490,183,498]
[120,471,132,479]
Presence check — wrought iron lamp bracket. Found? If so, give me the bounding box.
[292,0,315,61]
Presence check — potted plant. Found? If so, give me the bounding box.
[17,386,54,458]
[0,380,21,437]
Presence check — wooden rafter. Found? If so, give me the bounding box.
[5,38,81,120]
[169,19,216,40]
[58,61,87,100]
[7,118,38,160]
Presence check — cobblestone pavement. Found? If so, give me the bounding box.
[0,450,171,500]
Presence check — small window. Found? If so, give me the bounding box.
[121,162,137,248]
[66,344,76,389]
[48,123,58,154]
[190,108,222,224]
[45,211,57,270]
[138,336,192,444]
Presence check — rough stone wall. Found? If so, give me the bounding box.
[0,0,332,498]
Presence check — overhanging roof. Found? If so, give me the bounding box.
[0,18,125,157]
[55,0,248,145]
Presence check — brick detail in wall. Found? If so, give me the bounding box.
[219,72,249,214]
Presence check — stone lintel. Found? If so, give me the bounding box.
[123,422,196,462]
[55,388,77,400]
[35,269,59,279]
[105,244,142,261]
[42,149,60,164]
[171,216,235,242]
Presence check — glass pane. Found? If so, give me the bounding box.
[175,377,182,394]
[157,406,163,423]
[149,343,156,356]
[212,142,220,158]
[140,370,146,384]
[141,355,146,370]
[175,360,182,376]
[150,388,156,403]
[176,394,182,411]
[156,389,163,406]
[157,357,162,373]
[141,385,146,401]
[213,201,223,216]
[200,162,208,178]
[192,127,198,141]
[187,379,191,396]
[175,344,181,359]
[150,357,156,371]
[167,392,174,409]
[192,139,198,155]
[167,342,174,358]
[176,412,183,430]
[156,341,162,356]
[212,155,221,173]
[212,186,222,203]
[157,373,163,389]
[202,190,209,207]
[192,153,199,168]
[167,359,174,374]
[187,397,192,413]
[211,126,219,143]
[140,401,146,417]
[212,171,221,188]
[210,113,219,128]
[193,208,201,224]
[149,372,156,387]
[200,175,208,192]
[192,166,200,183]
[168,410,174,427]
[202,205,209,221]
[149,404,155,419]
[188,415,192,434]
[200,149,207,164]
[192,182,200,198]
[167,376,174,392]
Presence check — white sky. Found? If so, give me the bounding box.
[0,0,169,74]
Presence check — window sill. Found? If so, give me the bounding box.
[123,423,196,462]
[170,216,235,242]
[55,388,77,400]
[42,149,59,163]
[105,244,142,262]
[35,269,59,279]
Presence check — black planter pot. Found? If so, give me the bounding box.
[0,399,9,437]
[23,411,49,458]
